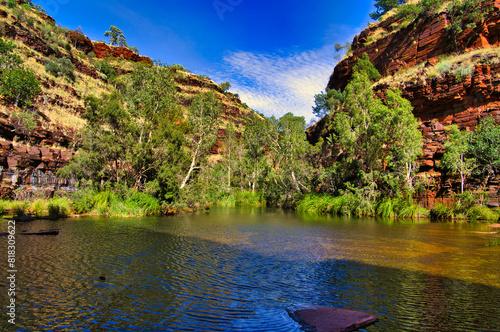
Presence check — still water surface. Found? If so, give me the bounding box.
[1,207,500,331]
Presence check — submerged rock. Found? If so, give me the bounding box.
[287,305,378,332]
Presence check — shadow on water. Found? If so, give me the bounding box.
[0,212,499,331]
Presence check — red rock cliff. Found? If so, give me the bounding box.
[315,0,500,208]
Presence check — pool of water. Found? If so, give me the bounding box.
[1,207,500,331]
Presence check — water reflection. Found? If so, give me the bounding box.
[0,207,499,331]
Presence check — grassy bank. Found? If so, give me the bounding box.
[296,193,428,219]
[0,189,267,219]
[0,197,72,219]
[296,193,499,221]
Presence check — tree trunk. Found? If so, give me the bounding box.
[291,170,301,193]
[180,148,199,189]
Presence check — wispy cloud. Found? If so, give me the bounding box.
[209,25,364,122]
[212,46,334,122]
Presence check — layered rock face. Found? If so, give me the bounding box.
[328,0,500,91]
[314,0,500,207]
[0,6,257,197]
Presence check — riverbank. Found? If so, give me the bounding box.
[296,193,500,222]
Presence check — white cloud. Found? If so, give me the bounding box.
[212,46,335,122]
[209,25,365,122]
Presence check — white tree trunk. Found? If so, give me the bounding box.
[180,148,199,189]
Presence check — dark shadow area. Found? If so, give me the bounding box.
[1,216,500,331]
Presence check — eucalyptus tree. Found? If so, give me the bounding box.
[104,25,128,47]
[180,91,222,189]
[329,53,422,193]
[441,125,475,193]
[470,116,500,188]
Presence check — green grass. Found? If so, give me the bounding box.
[297,194,428,219]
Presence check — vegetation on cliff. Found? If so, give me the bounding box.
[0,0,499,222]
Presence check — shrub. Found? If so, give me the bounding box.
[0,67,41,107]
[170,64,191,72]
[45,57,76,81]
[126,191,161,215]
[468,206,498,221]
[6,0,17,9]
[436,60,453,75]
[30,199,46,217]
[430,203,454,219]
[10,109,37,135]
[395,3,422,21]
[454,63,474,81]
[70,189,96,214]
[235,191,265,207]
[93,60,115,81]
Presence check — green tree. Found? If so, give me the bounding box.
[104,25,128,47]
[6,0,17,9]
[220,81,231,92]
[312,88,345,118]
[383,89,423,188]
[0,38,22,69]
[45,57,76,81]
[447,0,490,52]
[327,53,422,194]
[0,67,41,107]
[441,125,475,193]
[262,113,314,205]
[470,116,500,187]
[241,116,272,193]
[180,91,222,189]
[334,53,386,172]
[370,0,405,20]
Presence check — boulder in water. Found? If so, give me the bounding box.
[287,305,378,332]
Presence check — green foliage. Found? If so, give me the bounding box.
[70,189,96,214]
[0,38,40,107]
[47,198,70,219]
[312,88,345,118]
[220,81,231,92]
[0,38,21,69]
[6,0,17,9]
[45,57,76,81]
[447,0,491,52]
[170,64,191,72]
[370,0,405,20]
[468,205,498,221]
[441,125,475,193]
[470,116,500,184]
[59,64,186,205]
[92,59,116,81]
[0,67,41,107]
[104,25,127,47]
[396,0,443,22]
[10,108,37,135]
[128,46,139,54]
[395,3,422,21]
[235,191,265,207]
[331,53,421,188]
[427,191,496,220]
[430,203,454,219]
[180,91,222,189]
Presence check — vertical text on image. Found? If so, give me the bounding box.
[6,220,16,325]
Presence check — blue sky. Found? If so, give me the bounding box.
[37,0,374,122]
